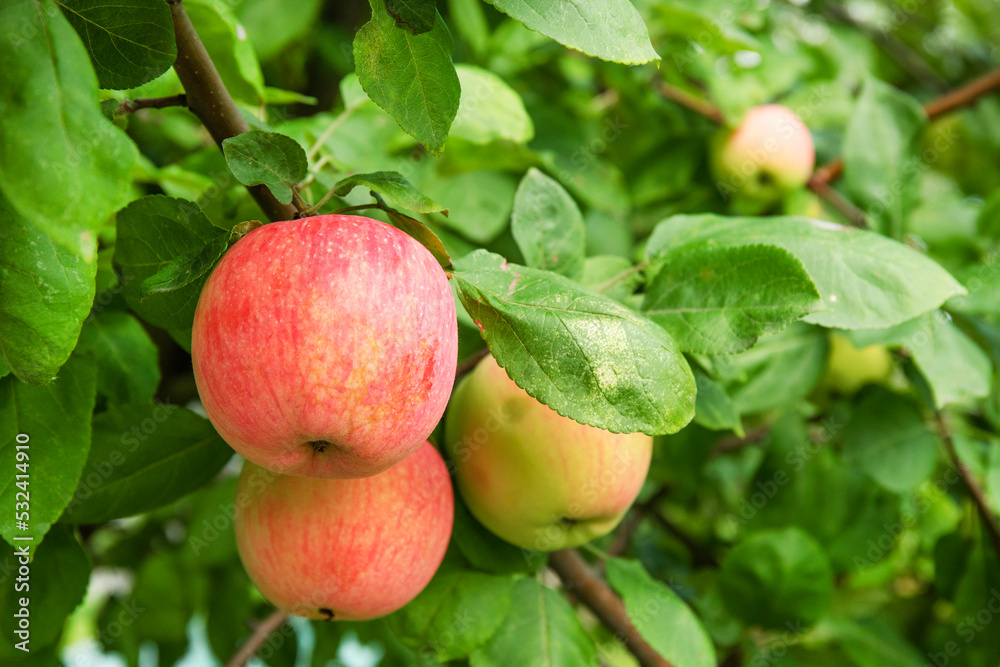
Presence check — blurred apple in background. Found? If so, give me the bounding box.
[445,355,652,551]
[823,332,894,395]
[192,215,458,479]
[234,441,454,620]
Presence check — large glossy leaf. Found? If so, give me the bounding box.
[842,78,926,236]
[489,0,658,65]
[470,577,597,667]
[0,0,136,261]
[511,168,585,279]
[606,559,716,667]
[643,244,820,354]
[0,355,95,552]
[61,403,233,524]
[454,250,696,435]
[58,0,176,89]
[0,197,97,385]
[0,525,90,660]
[77,311,161,405]
[647,215,965,330]
[114,196,226,331]
[354,0,460,155]
[391,566,518,660]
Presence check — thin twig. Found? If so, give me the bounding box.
[939,413,1000,563]
[711,423,771,457]
[299,187,342,218]
[116,94,188,116]
[225,610,289,667]
[306,105,358,161]
[806,177,868,228]
[167,0,297,222]
[549,550,674,667]
[654,80,724,123]
[455,348,488,382]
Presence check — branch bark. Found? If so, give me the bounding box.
[939,413,1000,563]
[549,549,674,667]
[167,0,298,223]
[225,610,289,667]
[117,94,188,116]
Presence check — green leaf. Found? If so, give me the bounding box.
[647,215,965,330]
[185,0,265,104]
[114,196,224,331]
[0,0,137,262]
[606,558,716,667]
[354,0,461,155]
[579,255,639,303]
[0,196,97,385]
[470,577,598,667]
[139,233,229,300]
[454,251,696,435]
[234,0,324,61]
[488,0,659,65]
[386,209,453,272]
[726,323,828,415]
[61,403,233,524]
[425,170,518,243]
[386,0,436,34]
[57,0,176,89]
[0,525,90,659]
[642,244,820,354]
[842,388,941,494]
[0,355,96,552]
[719,527,834,629]
[693,372,743,436]
[451,64,534,144]
[77,311,160,405]
[511,168,586,280]
[842,78,927,236]
[828,618,927,667]
[391,567,518,660]
[332,171,447,214]
[223,131,308,205]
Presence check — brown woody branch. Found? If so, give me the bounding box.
[549,549,674,667]
[167,0,299,222]
[225,610,289,667]
[116,94,187,115]
[810,68,1000,188]
[939,413,1000,563]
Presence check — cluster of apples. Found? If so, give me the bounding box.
[191,214,654,621]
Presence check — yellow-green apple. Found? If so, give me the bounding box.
[823,332,893,395]
[234,441,453,620]
[192,215,457,478]
[712,104,815,206]
[445,356,652,551]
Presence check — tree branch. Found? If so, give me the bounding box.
[225,610,289,667]
[939,413,1000,563]
[116,94,188,116]
[810,68,1000,188]
[455,348,489,382]
[654,80,723,123]
[549,550,674,667]
[167,0,298,223]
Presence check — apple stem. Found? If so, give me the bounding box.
[549,549,675,667]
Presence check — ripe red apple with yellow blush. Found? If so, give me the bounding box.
[192,215,457,478]
[234,441,454,620]
[445,355,652,551]
[712,104,815,206]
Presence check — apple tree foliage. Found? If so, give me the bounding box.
[1,0,1000,665]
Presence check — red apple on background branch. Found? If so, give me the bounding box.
[711,104,815,207]
[445,356,653,551]
[192,215,458,479]
[234,441,454,620]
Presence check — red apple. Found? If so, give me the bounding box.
[192,215,457,478]
[445,356,652,551]
[234,441,454,620]
[712,104,815,204]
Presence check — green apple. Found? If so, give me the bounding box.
[711,104,815,208]
[445,356,652,551]
[823,332,893,395]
